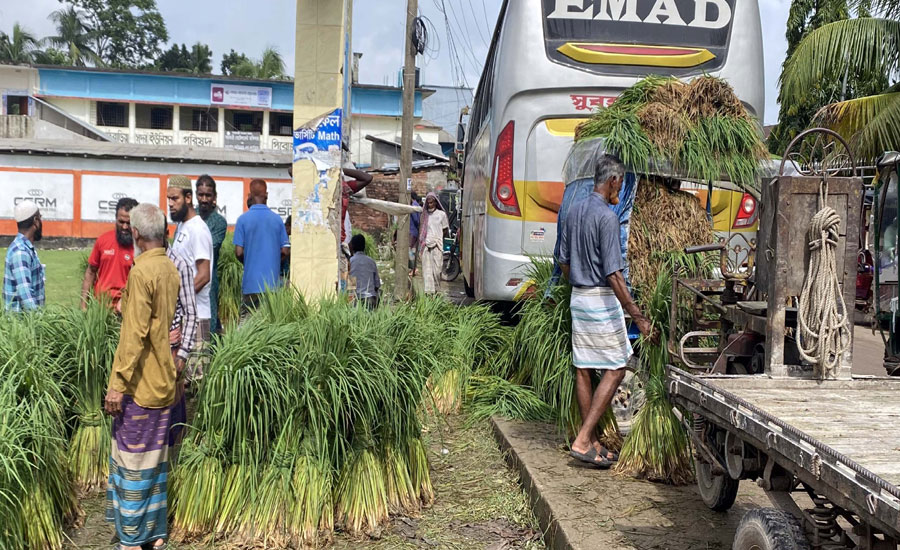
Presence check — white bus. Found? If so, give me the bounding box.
[461,0,765,301]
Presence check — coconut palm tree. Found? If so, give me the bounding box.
[780,0,900,160]
[231,46,288,80]
[45,7,100,67]
[187,42,213,74]
[0,23,41,65]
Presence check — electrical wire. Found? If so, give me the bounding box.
[413,16,428,55]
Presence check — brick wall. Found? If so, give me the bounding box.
[348,167,450,240]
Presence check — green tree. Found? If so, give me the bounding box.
[34,48,70,65]
[779,0,899,160]
[231,46,288,80]
[45,6,100,67]
[0,23,41,65]
[220,49,250,76]
[61,0,168,68]
[156,42,212,74]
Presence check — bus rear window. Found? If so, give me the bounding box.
[542,0,734,76]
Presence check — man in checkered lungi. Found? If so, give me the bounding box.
[558,153,654,469]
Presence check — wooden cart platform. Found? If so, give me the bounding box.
[668,370,900,541]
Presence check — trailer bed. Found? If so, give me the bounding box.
[667,370,900,537]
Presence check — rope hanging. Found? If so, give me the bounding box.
[797,181,851,378]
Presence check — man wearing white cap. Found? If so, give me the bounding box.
[3,203,45,312]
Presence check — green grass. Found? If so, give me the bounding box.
[0,248,88,308]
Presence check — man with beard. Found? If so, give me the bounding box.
[195,175,227,333]
[3,203,45,312]
[166,175,213,383]
[417,192,450,295]
[81,197,138,313]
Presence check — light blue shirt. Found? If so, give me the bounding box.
[233,205,290,295]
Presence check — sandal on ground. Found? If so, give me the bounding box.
[569,447,613,469]
[596,444,619,462]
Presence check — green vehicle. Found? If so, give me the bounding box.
[874,151,900,375]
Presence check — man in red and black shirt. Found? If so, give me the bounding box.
[80,197,139,313]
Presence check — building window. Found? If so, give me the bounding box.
[150,107,173,130]
[229,110,263,133]
[96,102,127,127]
[269,113,293,136]
[192,110,217,132]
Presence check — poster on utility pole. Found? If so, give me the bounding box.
[291,108,343,231]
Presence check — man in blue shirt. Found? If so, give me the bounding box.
[558,154,652,469]
[234,179,290,310]
[3,203,45,312]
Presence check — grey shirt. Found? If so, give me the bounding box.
[349,252,381,299]
[558,192,624,288]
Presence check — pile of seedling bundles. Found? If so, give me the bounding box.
[170,290,509,547]
[0,301,120,550]
[503,75,767,484]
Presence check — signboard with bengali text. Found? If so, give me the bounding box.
[210,83,272,109]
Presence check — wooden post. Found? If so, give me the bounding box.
[394,0,417,301]
[291,0,351,299]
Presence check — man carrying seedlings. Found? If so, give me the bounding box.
[234,178,290,312]
[348,232,381,309]
[3,203,44,312]
[167,175,213,383]
[195,175,227,334]
[80,197,138,313]
[558,153,653,469]
[104,203,180,550]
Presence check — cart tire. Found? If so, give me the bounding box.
[697,455,739,511]
[732,508,810,550]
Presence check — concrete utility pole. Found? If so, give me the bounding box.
[394,0,418,301]
[291,0,351,299]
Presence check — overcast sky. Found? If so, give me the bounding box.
[1,0,789,124]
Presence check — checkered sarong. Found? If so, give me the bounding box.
[186,318,210,382]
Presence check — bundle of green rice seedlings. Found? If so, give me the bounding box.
[169,434,225,538]
[466,375,554,423]
[576,75,768,188]
[384,444,418,514]
[351,228,379,258]
[213,455,257,538]
[0,314,79,550]
[290,447,334,546]
[59,301,119,492]
[251,419,302,545]
[217,232,243,328]
[248,286,308,325]
[335,446,390,536]
[407,436,434,506]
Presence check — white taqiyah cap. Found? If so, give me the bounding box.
[14,202,39,222]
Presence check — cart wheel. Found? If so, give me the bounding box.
[697,446,739,511]
[732,508,810,550]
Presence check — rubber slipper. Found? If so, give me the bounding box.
[569,447,613,469]
[597,444,619,462]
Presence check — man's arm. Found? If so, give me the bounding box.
[343,168,373,193]
[560,263,570,280]
[194,259,211,293]
[233,218,245,263]
[281,247,290,261]
[235,246,245,263]
[607,271,651,337]
[107,275,152,396]
[176,262,198,365]
[10,250,40,311]
[80,263,99,309]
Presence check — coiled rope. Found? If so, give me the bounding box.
[797,181,851,379]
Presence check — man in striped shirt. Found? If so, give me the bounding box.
[3,203,45,312]
[165,229,197,453]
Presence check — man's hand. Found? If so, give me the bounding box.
[635,315,660,344]
[174,357,186,375]
[169,327,182,346]
[104,388,124,416]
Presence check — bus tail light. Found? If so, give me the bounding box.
[733,193,757,228]
[490,121,521,217]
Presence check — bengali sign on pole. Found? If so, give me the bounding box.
[210,83,273,109]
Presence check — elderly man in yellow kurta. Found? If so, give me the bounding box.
[103,203,181,550]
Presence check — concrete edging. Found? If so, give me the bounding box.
[490,417,574,550]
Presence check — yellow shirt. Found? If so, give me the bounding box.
[108,247,180,409]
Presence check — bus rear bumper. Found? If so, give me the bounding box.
[480,245,545,301]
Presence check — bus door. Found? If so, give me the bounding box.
[521,118,585,257]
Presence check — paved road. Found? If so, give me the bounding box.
[853,324,887,376]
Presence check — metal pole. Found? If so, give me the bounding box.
[394,0,417,301]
